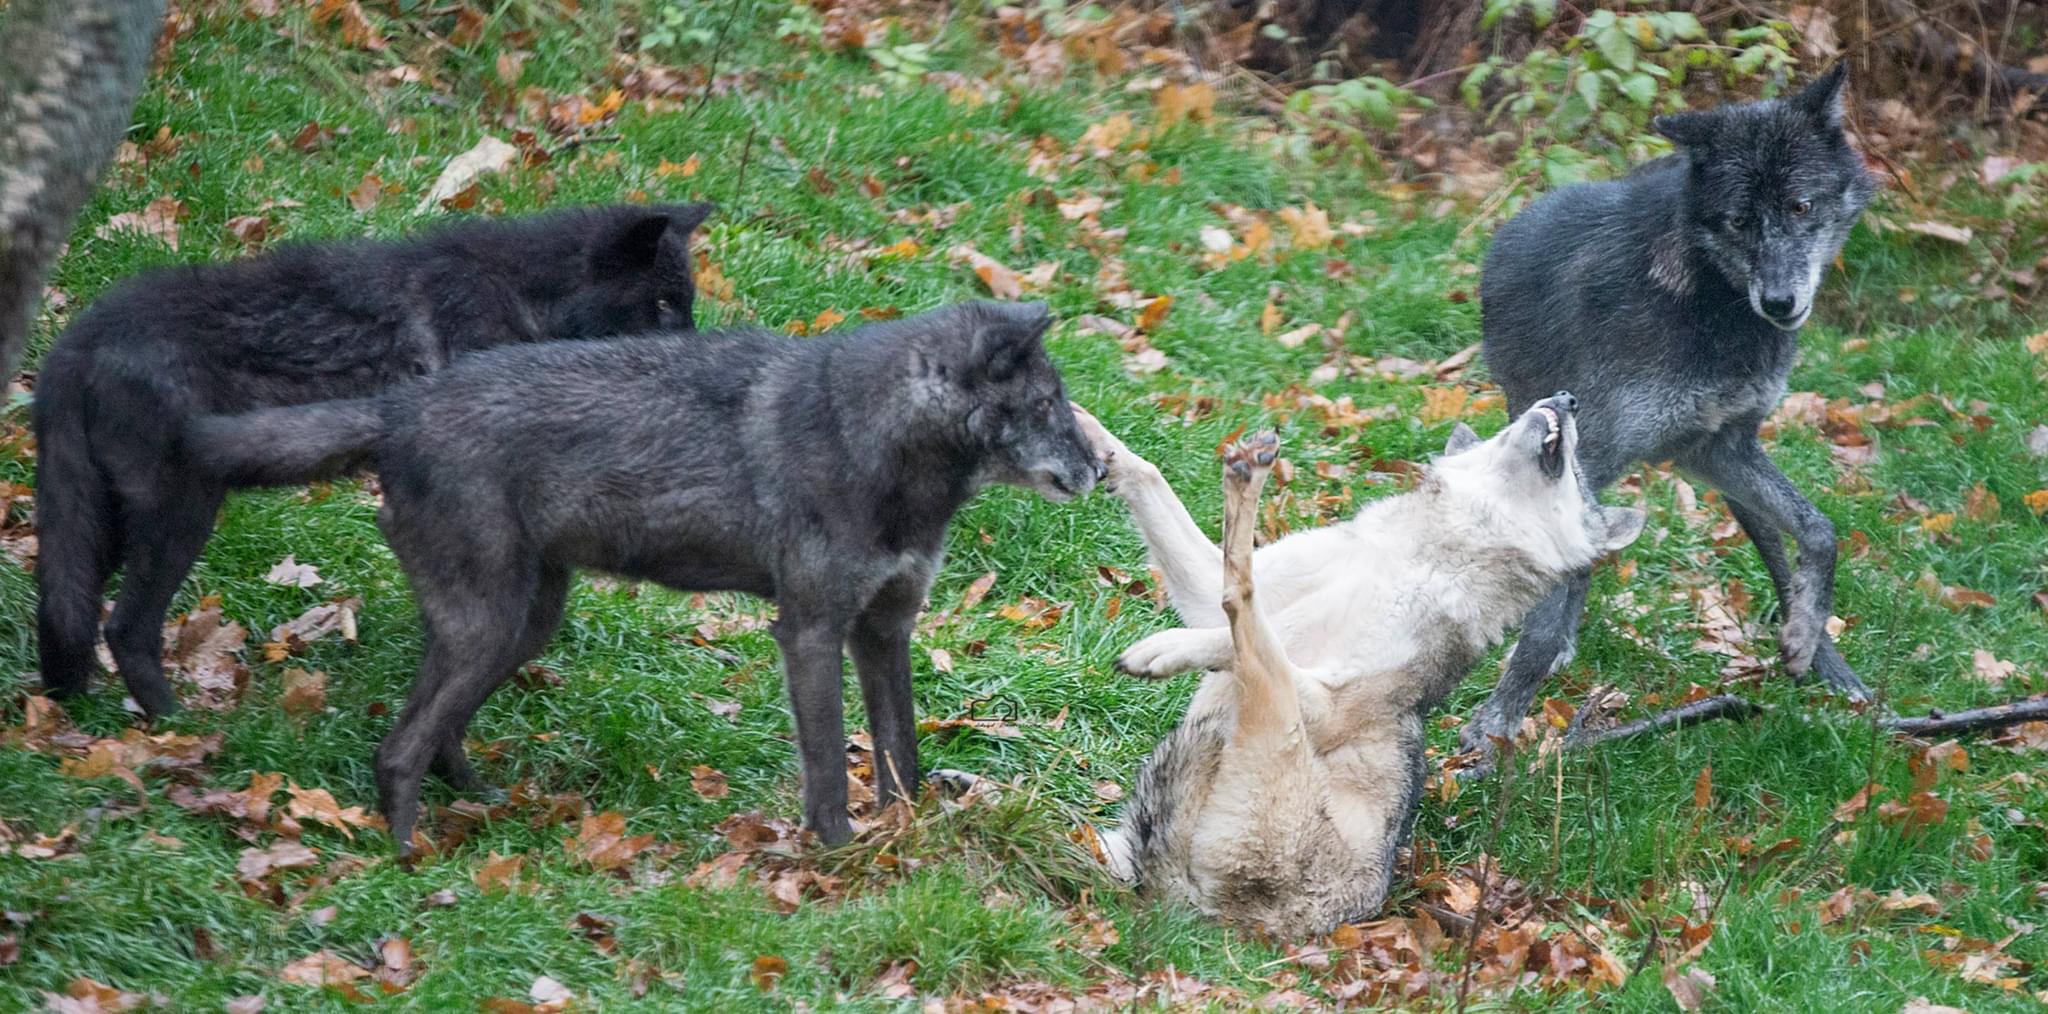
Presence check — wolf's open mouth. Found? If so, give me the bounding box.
[1534,405,1565,479]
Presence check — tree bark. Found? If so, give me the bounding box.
[0,0,166,380]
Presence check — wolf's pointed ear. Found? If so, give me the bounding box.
[661,202,715,238]
[1793,62,1849,129]
[1596,506,1646,553]
[1442,422,1481,456]
[590,212,672,276]
[968,301,1053,378]
[1652,109,1718,149]
[987,300,1053,341]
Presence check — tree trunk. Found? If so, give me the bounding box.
[0,0,166,380]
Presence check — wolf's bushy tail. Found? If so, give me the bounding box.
[182,399,385,487]
[32,375,115,696]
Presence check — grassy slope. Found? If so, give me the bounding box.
[3,1,2046,1009]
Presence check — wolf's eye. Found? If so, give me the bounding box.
[1790,199,1812,217]
[656,298,673,312]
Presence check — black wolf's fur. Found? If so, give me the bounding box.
[33,202,711,716]
[1470,64,1875,750]
[183,301,1103,854]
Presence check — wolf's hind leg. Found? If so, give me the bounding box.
[431,564,571,797]
[1219,432,1303,741]
[1073,405,1226,627]
[378,573,538,861]
[103,480,227,716]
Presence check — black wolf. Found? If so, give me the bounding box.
[184,301,1103,855]
[34,202,711,716]
[1470,63,1876,752]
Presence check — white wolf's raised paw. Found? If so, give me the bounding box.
[1115,627,1229,680]
[1070,403,1143,492]
[1223,431,1280,487]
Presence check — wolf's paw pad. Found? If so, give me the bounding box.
[1223,431,1280,483]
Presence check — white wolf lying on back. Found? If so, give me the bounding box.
[1076,393,1643,936]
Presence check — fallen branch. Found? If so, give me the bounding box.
[1879,697,2048,738]
[1553,693,2048,753]
[1562,694,1766,750]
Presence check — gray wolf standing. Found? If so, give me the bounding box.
[184,301,1102,856]
[1469,63,1876,753]
[1076,396,1642,935]
[34,203,710,716]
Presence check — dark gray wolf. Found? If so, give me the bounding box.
[184,301,1102,856]
[34,202,710,716]
[1075,396,1642,935]
[1469,63,1876,754]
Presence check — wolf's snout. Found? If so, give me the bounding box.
[1550,391,1578,413]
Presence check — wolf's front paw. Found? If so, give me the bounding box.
[1797,638,1872,702]
[1070,403,1145,492]
[1777,617,1823,677]
[1115,627,1227,680]
[1223,431,1280,486]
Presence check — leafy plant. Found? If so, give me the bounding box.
[1464,8,1801,152]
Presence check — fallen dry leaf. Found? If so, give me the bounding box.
[279,667,327,717]
[1419,386,1470,425]
[312,0,386,50]
[751,955,788,992]
[162,600,248,708]
[1078,113,1133,156]
[417,135,518,212]
[690,764,730,799]
[264,555,323,588]
[564,811,655,872]
[266,597,361,658]
[225,214,271,248]
[1278,203,1334,250]
[530,974,573,1004]
[1153,81,1216,129]
[1662,964,1716,1011]
[1972,649,2017,686]
[950,245,1022,299]
[43,976,160,1013]
[238,840,320,884]
[97,196,185,250]
[285,781,381,839]
[476,852,525,892]
[1900,220,1972,244]
[346,173,391,213]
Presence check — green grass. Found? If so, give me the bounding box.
[4,1,2047,1009]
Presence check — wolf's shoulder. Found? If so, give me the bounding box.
[1502,163,1679,234]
